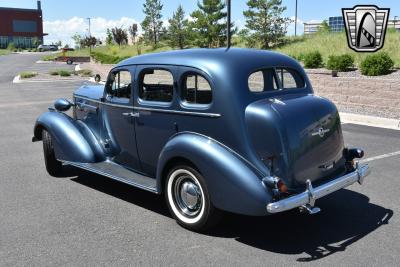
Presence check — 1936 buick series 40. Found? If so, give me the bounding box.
[33,48,370,231]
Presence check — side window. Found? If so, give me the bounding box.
[107,70,132,99]
[181,73,212,105]
[248,71,264,92]
[248,69,279,92]
[275,68,305,89]
[139,69,173,102]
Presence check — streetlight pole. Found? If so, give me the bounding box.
[295,0,298,36]
[87,17,92,54]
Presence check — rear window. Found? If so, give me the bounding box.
[248,68,305,92]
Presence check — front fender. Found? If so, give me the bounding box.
[33,111,105,163]
[157,132,272,216]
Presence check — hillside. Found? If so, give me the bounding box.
[274,30,400,68]
[45,30,400,68]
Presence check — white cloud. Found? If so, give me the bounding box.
[43,16,142,46]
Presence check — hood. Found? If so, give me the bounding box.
[245,94,346,190]
[74,84,104,101]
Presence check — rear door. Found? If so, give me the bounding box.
[133,65,178,177]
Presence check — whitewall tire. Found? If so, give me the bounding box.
[165,165,221,231]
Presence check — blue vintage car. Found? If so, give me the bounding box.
[33,48,370,231]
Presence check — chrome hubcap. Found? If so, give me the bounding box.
[174,176,202,217]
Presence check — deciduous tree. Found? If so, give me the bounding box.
[128,23,138,44]
[111,27,128,46]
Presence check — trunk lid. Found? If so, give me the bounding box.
[245,94,346,190]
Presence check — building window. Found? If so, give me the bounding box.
[0,36,9,49]
[13,20,37,33]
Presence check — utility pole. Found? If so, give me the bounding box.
[87,17,92,54]
[295,0,298,36]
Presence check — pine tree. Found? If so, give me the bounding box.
[141,0,163,47]
[243,0,290,49]
[105,29,114,46]
[168,5,189,49]
[190,0,235,48]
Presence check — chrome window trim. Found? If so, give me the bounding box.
[74,95,221,118]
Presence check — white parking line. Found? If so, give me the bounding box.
[361,151,400,163]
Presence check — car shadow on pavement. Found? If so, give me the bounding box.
[69,171,392,262]
[209,189,393,262]
[70,170,170,217]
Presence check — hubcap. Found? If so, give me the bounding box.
[174,175,202,217]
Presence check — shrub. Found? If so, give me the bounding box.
[7,42,16,51]
[58,70,71,77]
[20,71,38,79]
[360,52,394,76]
[91,51,129,64]
[327,54,354,72]
[78,69,93,77]
[303,51,323,68]
[49,70,59,76]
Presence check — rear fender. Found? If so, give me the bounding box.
[157,132,272,216]
[33,111,105,163]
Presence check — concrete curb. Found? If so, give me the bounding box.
[340,112,400,130]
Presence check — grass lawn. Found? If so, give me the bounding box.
[0,49,10,56]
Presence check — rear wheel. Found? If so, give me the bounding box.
[165,165,221,231]
[42,130,62,176]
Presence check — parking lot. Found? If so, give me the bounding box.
[0,53,399,266]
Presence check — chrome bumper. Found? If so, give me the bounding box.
[266,162,371,214]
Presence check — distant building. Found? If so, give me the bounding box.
[303,22,322,35]
[388,18,400,31]
[329,16,345,32]
[0,1,45,49]
[305,15,400,35]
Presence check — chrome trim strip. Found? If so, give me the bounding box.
[62,160,158,194]
[74,95,221,118]
[266,163,371,213]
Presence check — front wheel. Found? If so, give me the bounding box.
[165,165,221,231]
[42,130,62,176]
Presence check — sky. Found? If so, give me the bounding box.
[0,0,399,45]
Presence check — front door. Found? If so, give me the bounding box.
[102,67,141,171]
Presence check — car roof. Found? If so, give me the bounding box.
[116,48,302,76]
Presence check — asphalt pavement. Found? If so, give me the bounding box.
[0,53,399,266]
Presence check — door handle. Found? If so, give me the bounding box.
[122,112,140,118]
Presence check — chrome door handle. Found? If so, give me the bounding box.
[122,112,140,118]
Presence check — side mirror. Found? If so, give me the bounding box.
[54,98,73,112]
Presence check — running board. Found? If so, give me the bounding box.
[63,160,158,193]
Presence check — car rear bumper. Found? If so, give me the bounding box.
[266,162,371,214]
